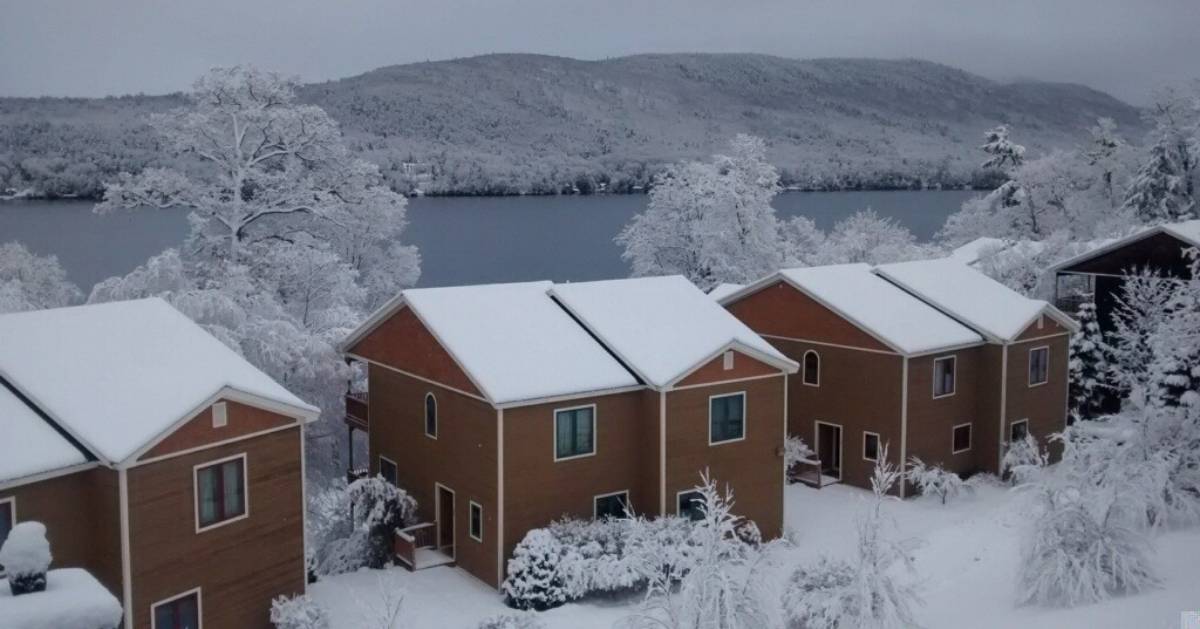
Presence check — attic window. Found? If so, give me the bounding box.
[722,351,734,371]
[212,402,228,428]
[1037,314,1044,329]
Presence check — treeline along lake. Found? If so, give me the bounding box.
[0,190,973,291]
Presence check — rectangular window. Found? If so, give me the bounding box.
[722,350,734,370]
[952,423,972,454]
[677,490,706,521]
[152,589,200,629]
[469,501,483,542]
[933,356,956,398]
[1028,346,1049,386]
[862,432,880,462]
[0,497,13,575]
[554,405,596,460]
[709,392,746,444]
[379,456,398,485]
[195,455,247,531]
[594,491,630,520]
[1010,419,1029,443]
[211,401,227,428]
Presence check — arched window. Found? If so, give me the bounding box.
[424,393,438,438]
[803,350,820,386]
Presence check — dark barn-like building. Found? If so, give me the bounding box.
[1051,220,1200,331]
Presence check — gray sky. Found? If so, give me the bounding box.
[1,0,1196,103]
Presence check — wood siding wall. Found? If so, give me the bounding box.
[140,399,296,461]
[1006,334,1071,459]
[676,350,779,387]
[725,281,892,352]
[664,375,786,538]
[126,427,305,629]
[502,389,658,582]
[368,364,499,587]
[0,467,122,596]
[351,306,482,397]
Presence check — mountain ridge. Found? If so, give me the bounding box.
[0,53,1145,197]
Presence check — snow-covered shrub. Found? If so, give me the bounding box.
[270,593,330,629]
[349,475,418,569]
[907,457,968,504]
[476,612,546,629]
[782,446,921,629]
[503,529,571,611]
[784,436,816,482]
[307,477,355,578]
[628,472,786,629]
[504,513,700,610]
[0,521,52,595]
[781,557,856,629]
[1002,432,1047,485]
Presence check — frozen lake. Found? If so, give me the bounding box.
[0,190,973,290]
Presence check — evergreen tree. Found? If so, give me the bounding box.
[1122,89,1198,223]
[980,125,1026,171]
[1068,302,1110,419]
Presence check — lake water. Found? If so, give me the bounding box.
[0,190,973,290]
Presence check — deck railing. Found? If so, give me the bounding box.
[790,457,826,489]
[345,392,369,431]
[394,522,437,568]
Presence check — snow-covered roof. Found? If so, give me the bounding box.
[551,276,797,387]
[875,259,1069,342]
[0,568,123,629]
[706,283,746,302]
[947,237,1011,266]
[0,387,87,484]
[1050,219,1200,273]
[768,264,982,355]
[400,281,639,404]
[0,298,318,464]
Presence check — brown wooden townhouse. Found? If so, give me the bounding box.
[718,259,1077,495]
[340,275,798,589]
[0,298,318,629]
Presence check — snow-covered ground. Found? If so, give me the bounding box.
[312,482,1200,628]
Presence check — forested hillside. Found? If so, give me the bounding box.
[0,54,1145,197]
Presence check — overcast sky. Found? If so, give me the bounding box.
[1,0,1196,103]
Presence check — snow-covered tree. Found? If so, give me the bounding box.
[907,458,968,504]
[0,241,81,313]
[349,475,418,568]
[628,472,784,629]
[504,529,571,611]
[1068,302,1110,419]
[815,209,933,265]
[784,435,816,481]
[1016,427,1163,607]
[1122,88,1198,223]
[1002,432,1048,486]
[1107,269,1181,404]
[782,446,920,629]
[980,125,1026,171]
[617,134,787,290]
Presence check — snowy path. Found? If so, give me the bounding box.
[313,482,1200,628]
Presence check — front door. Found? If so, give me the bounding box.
[436,484,455,558]
[816,423,842,479]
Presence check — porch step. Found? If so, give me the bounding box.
[412,548,455,570]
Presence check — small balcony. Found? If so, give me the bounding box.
[345,391,369,432]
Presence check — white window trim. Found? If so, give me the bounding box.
[379,455,398,484]
[424,392,438,439]
[593,489,630,520]
[708,391,748,446]
[932,355,957,399]
[468,500,483,543]
[1028,345,1050,387]
[553,403,598,462]
[1009,418,1030,443]
[722,350,734,371]
[814,420,844,481]
[952,422,973,454]
[675,488,706,518]
[0,496,14,577]
[862,431,881,462]
[802,350,820,387]
[211,401,227,428]
[193,452,249,534]
[151,587,203,629]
